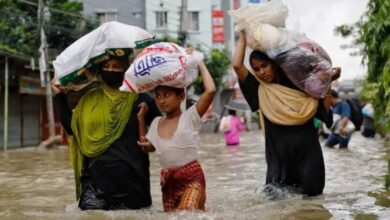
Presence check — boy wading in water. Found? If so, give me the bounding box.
[137,58,216,211]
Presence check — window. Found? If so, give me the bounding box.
[156,11,168,29]
[96,12,117,24]
[188,11,199,31]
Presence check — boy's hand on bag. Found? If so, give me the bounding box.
[137,102,149,119]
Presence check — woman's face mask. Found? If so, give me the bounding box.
[101,70,125,87]
[100,58,126,87]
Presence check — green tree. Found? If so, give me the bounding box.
[193,48,230,94]
[0,0,37,55]
[336,0,390,133]
[45,0,97,52]
[0,0,97,56]
[359,0,390,135]
[336,0,390,190]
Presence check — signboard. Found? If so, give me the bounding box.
[212,10,224,43]
[249,0,261,3]
[233,0,241,9]
[19,75,46,95]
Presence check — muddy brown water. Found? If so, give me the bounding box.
[1,131,389,219]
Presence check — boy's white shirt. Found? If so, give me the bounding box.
[146,105,203,169]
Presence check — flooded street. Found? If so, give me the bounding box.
[1,131,389,219]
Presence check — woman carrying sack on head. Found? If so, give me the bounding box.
[233,31,334,198]
[52,56,161,210]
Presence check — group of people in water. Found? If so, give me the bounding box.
[52,30,369,212]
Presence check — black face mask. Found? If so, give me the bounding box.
[100,70,125,87]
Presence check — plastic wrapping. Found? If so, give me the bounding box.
[219,116,232,132]
[53,21,153,91]
[273,40,333,98]
[330,114,356,137]
[229,0,288,29]
[247,25,333,98]
[120,42,203,93]
[230,0,333,98]
[362,103,374,118]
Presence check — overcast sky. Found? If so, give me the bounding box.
[282,0,369,80]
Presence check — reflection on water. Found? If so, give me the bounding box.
[0,131,389,219]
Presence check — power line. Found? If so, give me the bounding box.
[0,8,86,38]
[0,8,87,33]
[18,0,85,19]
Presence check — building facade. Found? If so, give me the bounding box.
[81,0,264,53]
[146,0,214,52]
[82,0,146,28]
[0,51,65,148]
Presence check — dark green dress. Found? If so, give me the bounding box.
[57,93,160,210]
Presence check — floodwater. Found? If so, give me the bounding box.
[0,131,389,220]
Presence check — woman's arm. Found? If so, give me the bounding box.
[195,61,216,117]
[232,31,250,81]
[52,81,74,135]
[137,102,148,140]
[238,74,260,111]
[137,102,155,152]
[232,31,260,111]
[137,137,155,152]
[315,98,333,128]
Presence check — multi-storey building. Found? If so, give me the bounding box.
[82,0,146,28]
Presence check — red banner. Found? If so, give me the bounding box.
[212,10,224,43]
[233,0,240,9]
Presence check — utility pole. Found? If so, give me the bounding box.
[179,0,189,111]
[38,0,56,146]
[3,57,9,152]
[178,0,188,46]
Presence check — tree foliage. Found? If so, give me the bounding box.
[335,0,390,133]
[45,0,97,53]
[0,0,97,57]
[0,0,37,55]
[337,0,390,191]
[193,48,230,94]
[360,0,390,133]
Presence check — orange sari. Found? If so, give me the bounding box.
[160,160,206,211]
